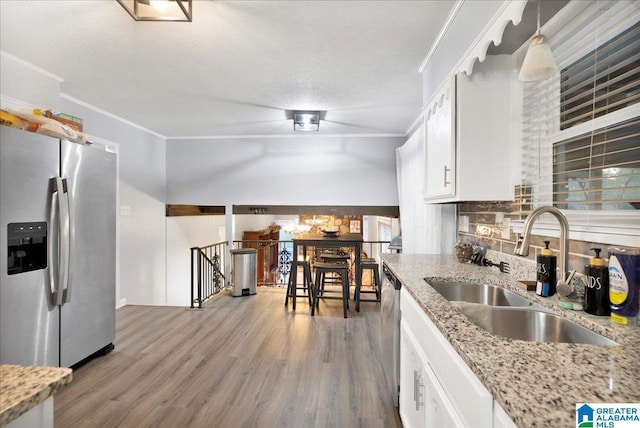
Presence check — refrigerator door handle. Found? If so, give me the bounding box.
[62,178,74,303]
[58,176,71,306]
[49,179,59,304]
[50,177,67,306]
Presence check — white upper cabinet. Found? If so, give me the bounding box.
[423,75,456,200]
[423,55,514,203]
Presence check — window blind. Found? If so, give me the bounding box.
[521,0,640,222]
[378,219,392,253]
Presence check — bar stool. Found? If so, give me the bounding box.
[355,258,381,311]
[318,251,350,291]
[311,262,350,318]
[320,252,350,264]
[284,258,313,310]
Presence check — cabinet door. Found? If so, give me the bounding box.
[423,75,455,200]
[424,362,465,428]
[493,400,517,428]
[402,320,465,428]
[400,321,426,428]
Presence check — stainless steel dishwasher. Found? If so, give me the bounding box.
[380,262,401,407]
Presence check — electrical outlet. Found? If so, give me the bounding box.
[501,217,511,239]
[459,215,469,233]
[120,205,131,216]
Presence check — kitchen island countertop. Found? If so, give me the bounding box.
[0,364,72,426]
[382,253,640,427]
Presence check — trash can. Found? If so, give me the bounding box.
[230,248,257,297]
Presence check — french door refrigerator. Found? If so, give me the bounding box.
[0,125,116,367]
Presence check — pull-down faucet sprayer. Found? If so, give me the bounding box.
[514,206,575,293]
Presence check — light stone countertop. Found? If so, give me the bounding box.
[0,364,72,426]
[382,253,640,428]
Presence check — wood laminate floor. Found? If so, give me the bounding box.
[54,287,402,428]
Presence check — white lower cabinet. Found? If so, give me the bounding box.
[401,320,465,428]
[493,400,518,428]
[400,288,513,428]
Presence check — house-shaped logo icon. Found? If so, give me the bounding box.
[577,404,595,428]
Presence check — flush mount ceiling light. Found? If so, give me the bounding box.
[518,0,557,81]
[118,0,192,22]
[293,111,320,132]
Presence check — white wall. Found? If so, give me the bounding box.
[166,215,225,306]
[0,53,60,109]
[166,136,404,206]
[233,215,280,241]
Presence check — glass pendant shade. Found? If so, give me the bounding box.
[518,33,557,81]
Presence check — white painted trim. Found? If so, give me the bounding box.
[409,1,527,135]
[0,94,38,111]
[59,93,165,139]
[455,0,528,76]
[418,0,465,73]
[406,71,454,135]
[0,50,64,82]
[165,133,406,140]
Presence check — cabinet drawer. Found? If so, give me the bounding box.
[400,288,492,427]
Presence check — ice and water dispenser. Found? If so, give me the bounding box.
[7,222,47,275]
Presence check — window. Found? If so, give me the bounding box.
[519,0,640,245]
[553,118,640,210]
[378,218,392,254]
[560,21,640,130]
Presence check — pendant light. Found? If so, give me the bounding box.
[518,0,557,81]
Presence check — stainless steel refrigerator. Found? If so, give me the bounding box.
[0,125,116,368]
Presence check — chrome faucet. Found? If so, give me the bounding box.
[514,206,575,293]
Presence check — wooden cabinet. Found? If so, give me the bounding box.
[423,55,513,203]
[242,226,280,285]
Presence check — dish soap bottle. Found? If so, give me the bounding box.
[536,241,557,297]
[584,248,610,316]
[608,247,640,326]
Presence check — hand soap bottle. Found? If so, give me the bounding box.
[536,241,557,297]
[584,248,610,316]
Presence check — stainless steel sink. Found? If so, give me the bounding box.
[426,280,533,307]
[452,304,617,346]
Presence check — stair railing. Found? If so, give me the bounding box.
[190,241,227,308]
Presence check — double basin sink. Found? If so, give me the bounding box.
[426,280,616,346]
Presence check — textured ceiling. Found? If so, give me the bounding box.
[0,0,460,138]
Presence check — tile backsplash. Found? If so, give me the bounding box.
[456,201,639,281]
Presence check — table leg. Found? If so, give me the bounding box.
[285,243,299,309]
[355,243,362,312]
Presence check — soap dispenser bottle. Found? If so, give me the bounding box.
[536,241,557,297]
[584,248,610,316]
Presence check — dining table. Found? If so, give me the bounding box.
[289,233,364,311]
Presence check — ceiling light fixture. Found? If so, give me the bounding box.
[293,111,320,132]
[117,0,192,22]
[518,0,557,81]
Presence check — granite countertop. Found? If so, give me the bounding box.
[382,253,640,428]
[0,364,73,426]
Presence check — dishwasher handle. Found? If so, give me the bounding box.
[382,264,402,290]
